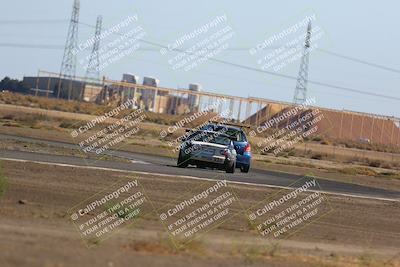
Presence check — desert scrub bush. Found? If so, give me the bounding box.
[59,120,77,129]
[287,149,296,157]
[1,114,14,120]
[311,136,322,142]
[367,159,382,168]
[310,153,323,160]
[340,167,378,177]
[339,167,358,176]
[0,162,7,198]
[2,122,22,127]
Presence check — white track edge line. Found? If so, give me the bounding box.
[1,157,399,203]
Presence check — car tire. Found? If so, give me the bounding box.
[240,164,250,173]
[196,163,205,168]
[226,162,235,173]
[177,151,188,168]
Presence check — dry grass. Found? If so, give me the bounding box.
[0,91,216,127]
[340,167,378,177]
[120,232,205,255]
[0,161,7,198]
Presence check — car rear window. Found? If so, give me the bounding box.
[211,135,231,146]
[200,124,247,142]
[225,129,246,142]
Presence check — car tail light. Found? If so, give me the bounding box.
[244,143,251,152]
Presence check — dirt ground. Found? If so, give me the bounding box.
[0,160,399,267]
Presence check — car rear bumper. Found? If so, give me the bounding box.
[236,152,251,167]
[188,158,234,169]
[191,154,226,164]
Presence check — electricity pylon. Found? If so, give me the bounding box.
[58,0,80,99]
[85,15,102,81]
[293,21,312,104]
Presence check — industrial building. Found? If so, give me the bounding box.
[25,70,399,147]
[23,76,103,102]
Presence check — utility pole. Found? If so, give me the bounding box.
[85,15,102,81]
[293,21,312,104]
[58,0,80,100]
[82,15,102,101]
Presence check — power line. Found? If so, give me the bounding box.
[0,19,68,24]
[3,19,400,74]
[12,20,397,102]
[2,19,400,74]
[206,55,400,101]
[316,48,400,74]
[80,21,400,74]
[90,26,399,101]
[0,42,255,51]
[0,43,63,49]
[1,21,399,102]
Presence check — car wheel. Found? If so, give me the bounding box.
[196,163,205,168]
[240,164,250,173]
[177,151,188,168]
[226,162,235,173]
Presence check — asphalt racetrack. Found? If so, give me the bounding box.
[0,134,399,201]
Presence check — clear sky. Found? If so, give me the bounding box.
[1,0,399,117]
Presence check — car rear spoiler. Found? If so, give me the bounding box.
[183,120,251,133]
[209,120,251,129]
